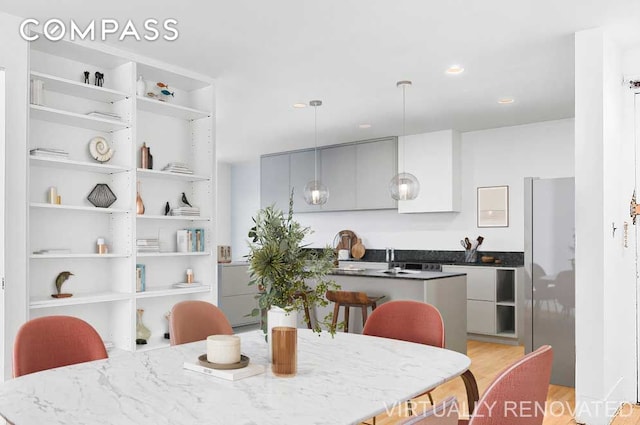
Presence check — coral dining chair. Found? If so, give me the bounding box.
[13,316,108,378]
[398,345,554,425]
[363,300,445,407]
[169,300,233,345]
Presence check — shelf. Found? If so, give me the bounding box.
[136,252,210,257]
[30,104,130,132]
[135,340,170,352]
[136,168,211,182]
[30,253,130,259]
[136,96,210,120]
[30,291,131,309]
[135,285,211,299]
[30,202,130,214]
[496,331,516,337]
[30,156,130,174]
[31,71,130,103]
[496,301,515,307]
[137,214,211,221]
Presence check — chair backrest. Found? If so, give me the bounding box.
[326,290,370,305]
[170,300,233,345]
[362,300,445,348]
[13,316,108,378]
[469,345,553,425]
[398,396,459,425]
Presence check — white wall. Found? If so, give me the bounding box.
[217,162,231,246]
[574,28,638,425]
[230,160,260,260]
[294,119,574,252]
[0,11,29,381]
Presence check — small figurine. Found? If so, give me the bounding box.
[84,71,90,84]
[164,201,170,216]
[94,72,104,87]
[181,192,192,207]
[52,271,74,298]
[156,82,174,101]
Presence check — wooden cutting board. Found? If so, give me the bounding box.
[351,238,365,259]
[334,230,357,252]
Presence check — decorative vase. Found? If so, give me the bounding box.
[271,326,297,377]
[136,75,146,97]
[267,306,297,361]
[136,181,145,215]
[136,308,151,345]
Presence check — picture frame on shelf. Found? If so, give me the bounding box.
[477,185,509,227]
[136,264,146,292]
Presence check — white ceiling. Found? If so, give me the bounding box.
[2,0,640,162]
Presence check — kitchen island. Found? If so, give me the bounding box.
[311,268,467,354]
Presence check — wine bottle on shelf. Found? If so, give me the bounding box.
[140,143,149,169]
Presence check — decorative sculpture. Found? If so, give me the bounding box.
[52,271,74,298]
[181,192,192,207]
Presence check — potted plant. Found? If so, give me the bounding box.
[247,191,339,337]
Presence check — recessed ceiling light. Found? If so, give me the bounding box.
[358,124,372,129]
[497,97,515,104]
[445,65,464,75]
[293,103,307,108]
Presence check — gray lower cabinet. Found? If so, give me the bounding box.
[356,138,397,209]
[320,144,357,211]
[290,150,321,213]
[442,265,523,342]
[260,154,290,210]
[217,264,259,327]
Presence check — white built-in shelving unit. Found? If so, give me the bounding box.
[27,36,216,353]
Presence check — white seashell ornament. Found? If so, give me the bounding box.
[89,136,114,162]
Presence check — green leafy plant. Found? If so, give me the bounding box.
[247,191,339,334]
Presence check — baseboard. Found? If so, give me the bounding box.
[467,333,520,346]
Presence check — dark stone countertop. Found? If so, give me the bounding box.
[330,268,466,281]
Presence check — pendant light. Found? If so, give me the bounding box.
[304,100,329,205]
[389,80,420,201]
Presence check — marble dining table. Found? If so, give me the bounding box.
[0,329,477,425]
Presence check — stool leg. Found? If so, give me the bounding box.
[302,298,312,330]
[331,302,340,332]
[361,305,368,327]
[344,306,350,333]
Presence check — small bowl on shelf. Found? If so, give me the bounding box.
[481,256,495,263]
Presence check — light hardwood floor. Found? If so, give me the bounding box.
[366,340,640,424]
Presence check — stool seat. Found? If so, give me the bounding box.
[326,290,385,332]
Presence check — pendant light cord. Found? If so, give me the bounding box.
[402,83,406,174]
[314,103,318,182]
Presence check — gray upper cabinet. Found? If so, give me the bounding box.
[320,144,357,211]
[260,154,290,210]
[260,137,398,213]
[290,150,321,213]
[356,138,397,210]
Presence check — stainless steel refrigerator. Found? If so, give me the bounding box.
[524,177,575,387]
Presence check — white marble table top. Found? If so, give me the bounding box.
[0,329,470,425]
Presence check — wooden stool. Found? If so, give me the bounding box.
[293,290,313,329]
[326,290,385,332]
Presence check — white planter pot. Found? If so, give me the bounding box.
[267,306,298,360]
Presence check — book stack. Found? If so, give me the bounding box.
[162,162,193,174]
[87,111,122,121]
[183,362,265,381]
[171,206,200,217]
[136,238,160,253]
[33,248,71,255]
[176,228,205,253]
[29,148,69,159]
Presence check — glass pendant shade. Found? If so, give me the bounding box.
[389,172,420,201]
[303,180,329,205]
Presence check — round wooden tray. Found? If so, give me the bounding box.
[333,230,358,252]
[198,354,249,370]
